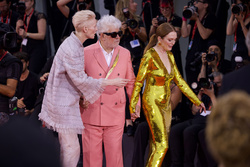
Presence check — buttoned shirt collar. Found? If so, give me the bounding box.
[99,41,114,66]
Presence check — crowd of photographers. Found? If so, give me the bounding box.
[0,0,250,166]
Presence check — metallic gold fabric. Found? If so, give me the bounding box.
[130,48,201,167]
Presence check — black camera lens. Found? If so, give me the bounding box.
[198,78,211,89]
[157,15,167,26]
[232,3,247,14]
[206,52,217,62]
[78,2,87,10]
[127,19,138,29]
[183,6,197,19]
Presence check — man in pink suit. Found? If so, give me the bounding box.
[81,15,140,167]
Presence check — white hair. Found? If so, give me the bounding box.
[72,10,95,32]
[96,15,121,37]
[212,71,223,80]
[246,30,250,53]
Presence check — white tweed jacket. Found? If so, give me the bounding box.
[39,32,103,134]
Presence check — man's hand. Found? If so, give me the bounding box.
[40,72,49,83]
[17,97,26,109]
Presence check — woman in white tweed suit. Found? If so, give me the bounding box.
[38,10,128,167]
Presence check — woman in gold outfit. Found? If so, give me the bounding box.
[129,23,205,167]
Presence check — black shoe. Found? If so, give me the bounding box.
[126,125,134,136]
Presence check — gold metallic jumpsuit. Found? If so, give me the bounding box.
[130,48,201,167]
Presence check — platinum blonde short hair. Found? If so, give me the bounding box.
[97,15,121,38]
[72,10,95,32]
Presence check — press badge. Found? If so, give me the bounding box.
[233,43,237,52]
[188,40,193,50]
[130,39,140,48]
[22,38,28,46]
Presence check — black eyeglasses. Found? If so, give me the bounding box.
[103,31,123,38]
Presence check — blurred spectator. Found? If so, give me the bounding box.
[170,71,222,167]
[0,0,19,29]
[198,39,231,80]
[16,0,47,74]
[149,0,183,75]
[0,22,22,114]
[14,51,39,116]
[115,0,147,136]
[206,90,250,167]
[0,116,60,167]
[226,0,250,69]
[181,0,216,86]
[57,0,100,47]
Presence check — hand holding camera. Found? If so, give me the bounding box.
[151,17,158,28]
[182,0,198,20]
[201,52,207,65]
[231,3,247,15]
[122,7,138,30]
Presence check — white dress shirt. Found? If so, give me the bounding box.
[99,41,114,66]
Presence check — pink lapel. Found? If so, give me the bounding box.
[93,42,109,72]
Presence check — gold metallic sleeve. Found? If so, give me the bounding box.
[168,51,202,106]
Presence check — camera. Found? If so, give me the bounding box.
[78,1,87,10]
[191,77,212,91]
[157,15,167,26]
[232,3,247,14]
[123,7,138,29]
[206,51,217,62]
[0,23,18,50]
[12,2,26,17]
[191,74,218,95]
[182,0,198,19]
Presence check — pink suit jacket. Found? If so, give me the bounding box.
[81,42,140,126]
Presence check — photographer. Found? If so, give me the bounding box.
[0,22,22,114]
[181,0,216,86]
[226,0,250,69]
[16,0,47,75]
[149,0,183,75]
[170,71,223,167]
[0,0,19,30]
[57,0,100,46]
[115,0,147,73]
[198,40,231,80]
